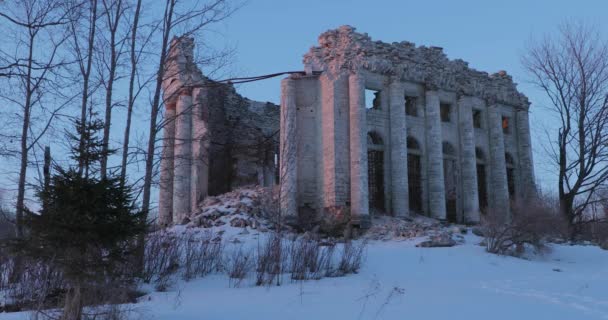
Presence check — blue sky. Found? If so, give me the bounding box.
[2,0,606,205]
[203,0,608,192]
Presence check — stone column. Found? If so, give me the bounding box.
[172,91,193,223]
[191,87,210,212]
[158,104,176,226]
[280,77,298,225]
[348,72,370,228]
[488,104,510,218]
[320,73,350,209]
[458,96,480,224]
[425,90,446,220]
[389,80,409,217]
[516,108,535,199]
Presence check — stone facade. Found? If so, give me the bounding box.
[159,37,279,226]
[280,26,535,227]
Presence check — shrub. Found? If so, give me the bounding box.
[483,197,567,256]
[336,240,367,275]
[255,234,284,286]
[227,246,252,288]
[182,232,223,281]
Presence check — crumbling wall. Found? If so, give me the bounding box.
[206,81,279,196]
[159,36,279,226]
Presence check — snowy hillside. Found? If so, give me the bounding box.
[1,187,606,320]
[4,234,606,320]
[126,236,606,320]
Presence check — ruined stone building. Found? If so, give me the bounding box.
[158,37,279,226]
[279,26,535,228]
[159,26,536,229]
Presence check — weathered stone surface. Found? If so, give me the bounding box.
[158,37,279,226]
[279,26,534,226]
[303,26,529,108]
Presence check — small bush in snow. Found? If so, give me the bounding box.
[483,198,566,256]
[336,240,367,275]
[227,246,252,288]
[255,233,284,286]
[288,238,320,281]
[142,232,182,291]
[182,232,223,281]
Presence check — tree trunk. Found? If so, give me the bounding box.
[120,0,142,186]
[15,34,36,238]
[77,0,98,177]
[138,0,175,274]
[61,283,83,320]
[100,0,122,179]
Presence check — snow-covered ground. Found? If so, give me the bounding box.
[1,187,606,320]
[4,232,606,320]
[138,236,607,320]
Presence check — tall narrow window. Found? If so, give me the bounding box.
[443,142,458,222]
[367,132,385,210]
[365,89,381,110]
[440,103,451,122]
[505,153,516,199]
[473,110,482,129]
[476,148,487,213]
[405,96,417,116]
[407,137,423,213]
[502,116,511,134]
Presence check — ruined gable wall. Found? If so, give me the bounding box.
[206,81,279,196]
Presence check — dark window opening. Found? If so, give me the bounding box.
[408,154,422,213]
[407,136,422,213]
[475,147,485,161]
[368,150,385,210]
[444,157,458,222]
[502,116,511,134]
[442,142,456,156]
[440,103,451,122]
[477,164,487,213]
[473,110,482,129]
[407,136,420,150]
[365,89,381,110]
[505,153,515,199]
[507,168,515,199]
[368,131,383,146]
[476,147,487,213]
[405,96,418,116]
[443,141,458,222]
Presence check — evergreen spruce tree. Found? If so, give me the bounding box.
[15,112,145,320]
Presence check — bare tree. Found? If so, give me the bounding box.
[0,0,74,237]
[523,22,608,237]
[68,0,99,176]
[98,0,127,179]
[119,0,143,186]
[141,0,237,216]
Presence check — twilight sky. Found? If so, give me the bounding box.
[2,0,607,206]
[202,0,608,192]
